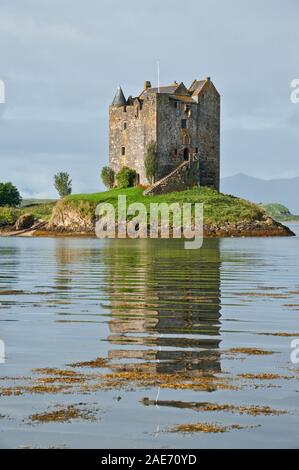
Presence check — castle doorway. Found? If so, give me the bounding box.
[183,147,189,161]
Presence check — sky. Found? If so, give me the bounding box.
[0,0,298,198]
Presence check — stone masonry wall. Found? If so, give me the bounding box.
[195,81,220,190]
[109,94,157,184]
[156,95,198,180]
[156,81,220,189]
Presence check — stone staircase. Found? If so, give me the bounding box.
[143,156,200,196]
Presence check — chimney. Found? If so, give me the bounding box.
[144,81,151,90]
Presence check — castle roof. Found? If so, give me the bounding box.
[111,86,126,106]
[142,84,179,95]
[139,79,210,102]
[189,79,206,94]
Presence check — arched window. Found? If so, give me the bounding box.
[183,135,190,145]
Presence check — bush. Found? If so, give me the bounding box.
[0,182,22,207]
[101,166,115,189]
[0,207,19,227]
[116,167,137,189]
[54,172,72,198]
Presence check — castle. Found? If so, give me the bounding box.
[109,77,220,193]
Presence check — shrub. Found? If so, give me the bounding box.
[0,207,19,227]
[116,167,137,189]
[0,182,22,207]
[144,141,157,184]
[54,172,72,198]
[101,166,115,189]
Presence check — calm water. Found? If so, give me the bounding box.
[0,226,299,448]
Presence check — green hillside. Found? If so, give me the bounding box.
[66,186,265,225]
[262,203,299,222]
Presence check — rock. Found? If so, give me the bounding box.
[15,214,35,231]
[48,200,95,233]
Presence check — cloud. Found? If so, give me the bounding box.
[0,11,91,43]
[0,0,298,196]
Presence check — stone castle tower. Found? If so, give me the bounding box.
[109,77,220,191]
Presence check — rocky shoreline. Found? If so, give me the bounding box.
[0,216,295,238]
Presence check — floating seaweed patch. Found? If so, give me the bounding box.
[67,358,108,368]
[32,368,83,377]
[226,348,275,356]
[0,387,23,396]
[27,404,98,424]
[238,373,292,380]
[168,422,248,434]
[258,332,299,337]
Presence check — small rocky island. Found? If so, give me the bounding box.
[1,187,294,238]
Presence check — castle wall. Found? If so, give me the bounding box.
[195,82,220,190]
[109,94,157,184]
[156,95,195,179]
[156,84,220,190]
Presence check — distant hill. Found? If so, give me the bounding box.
[21,198,56,207]
[261,203,299,222]
[221,174,299,214]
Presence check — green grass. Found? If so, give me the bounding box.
[0,202,56,226]
[66,187,265,224]
[21,202,56,222]
[262,203,299,222]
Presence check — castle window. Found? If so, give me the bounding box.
[183,148,189,161]
[174,101,178,109]
[124,122,127,130]
[121,147,126,156]
[181,119,187,129]
[123,106,127,113]
[183,135,190,145]
[174,148,178,156]
[195,147,199,153]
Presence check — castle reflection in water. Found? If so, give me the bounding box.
[103,239,222,375]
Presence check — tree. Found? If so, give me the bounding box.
[54,172,72,198]
[116,167,137,189]
[0,182,22,207]
[101,166,115,189]
[144,141,157,184]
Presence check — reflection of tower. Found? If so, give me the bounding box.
[105,238,222,376]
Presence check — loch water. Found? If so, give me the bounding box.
[0,226,298,448]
